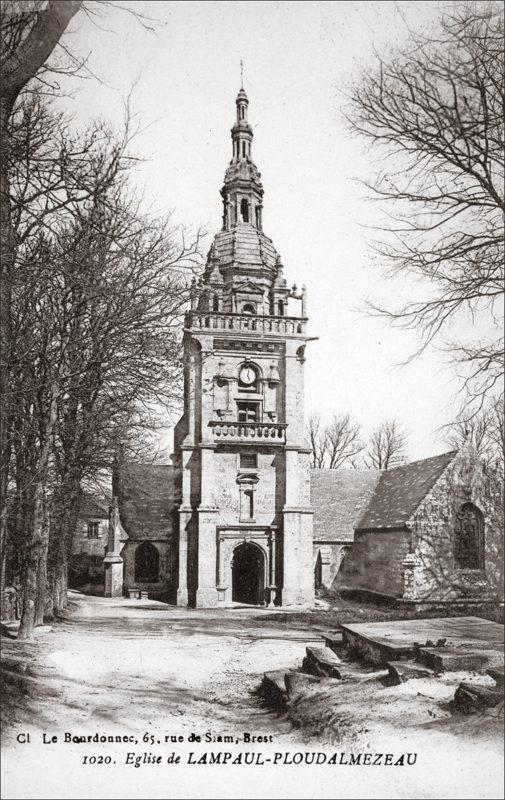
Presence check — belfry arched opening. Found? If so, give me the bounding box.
[232,542,265,605]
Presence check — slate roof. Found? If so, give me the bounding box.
[211,223,278,272]
[311,469,381,543]
[117,464,174,541]
[79,494,109,519]
[356,451,457,531]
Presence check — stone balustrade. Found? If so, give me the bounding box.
[186,311,306,335]
[209,420,287,444]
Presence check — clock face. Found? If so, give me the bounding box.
[240,367,256,385]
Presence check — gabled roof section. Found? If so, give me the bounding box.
[356,451,457,531]
[234,279,265,294]
[311,469,381,542]
[117,464,174,541]
[79,493,109,519]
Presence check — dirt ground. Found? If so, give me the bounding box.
[1,593,503,800]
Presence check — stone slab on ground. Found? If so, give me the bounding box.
[487,668,504,687]
[453,682,504,714]
[387,660,434,686]
[284,671,343,699]
[419,647,495,673]
[261,671,287,706]
[340,617,504,666]
[322,632,348,657]
[302,646,342,678]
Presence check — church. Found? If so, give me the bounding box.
[94,89,499,610]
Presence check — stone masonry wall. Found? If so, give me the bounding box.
[71,518,108,557]
[335,528,411,598]
[410,451,503,601]
[212,448,280,526]
[122,540,172,598]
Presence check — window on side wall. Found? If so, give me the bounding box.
[454,503,485,569]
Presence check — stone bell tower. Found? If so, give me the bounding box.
[173,86,314,608]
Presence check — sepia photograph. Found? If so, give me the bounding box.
[0,1,503,798]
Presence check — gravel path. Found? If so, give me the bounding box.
[1,593,503,799]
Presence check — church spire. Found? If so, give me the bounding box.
[221,87,264,230]
[232,86,252,161]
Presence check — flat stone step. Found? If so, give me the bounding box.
[302,646,342,678]
[419,647,495,673]
[261,671,287,706]
[340,617,504,667]
[387,660,434,686]
[487,668,504,687]
[336,664,389,684]
[322,632,348,657]
[341,626,418,665]
[284,671,343,699]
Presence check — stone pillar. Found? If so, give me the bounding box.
[216,535,229,605]
[196,446,219,607]
[176,506,191,606]
[402,553,422,601]
[319,546,332,588]
[104,561,123,598]
[104,497,127,598]
[282,509,315,606]
[177,446,193,606]
[267,530,278,606]
[282,447,314,607]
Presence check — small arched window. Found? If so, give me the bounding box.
[242,141,246,158]
[242,303,255,315]
[212,294,219,312]
[134,542,160,583]
[278,300,284,316]
[240,198,249,223]
[454,503,485,570]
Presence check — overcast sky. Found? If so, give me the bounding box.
[56,0,485,461]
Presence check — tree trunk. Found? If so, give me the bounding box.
[34,500,50,626]
[18,382,58,639]
[0,93,16,597]
[1,0,82,596]
[51,560,68,614]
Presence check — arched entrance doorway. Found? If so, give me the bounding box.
[134,541,160,583]
[232,542,265,605]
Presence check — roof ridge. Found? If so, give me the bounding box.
[386,449,458,474]
[310,467,380,475]
[355,450,458,531]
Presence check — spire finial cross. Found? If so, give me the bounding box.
[240,59,244,89]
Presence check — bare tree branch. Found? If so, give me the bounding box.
[364,419,408,469]
[346,1,504,407]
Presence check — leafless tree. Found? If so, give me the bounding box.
[346,2,504,409]
[308,412,363,469]
[0,0,83,595]
[326,413,363,469]
[364,419,407,470]
[308,413,328,469]
[446,398,504,473]
[4,95,201,638]
[0,0,157,598]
